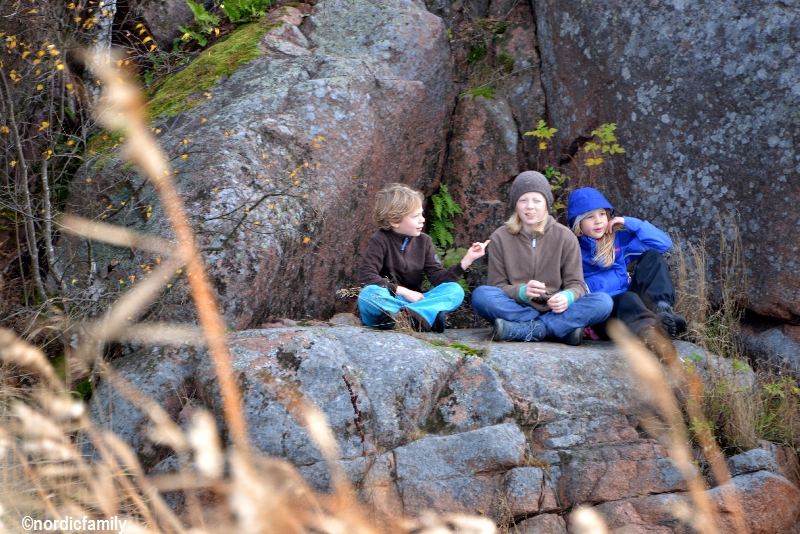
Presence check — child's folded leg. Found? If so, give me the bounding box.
[612,291,659,337]
[628,251,686,336]
[537,292,613,339]
[628,250,676,308]
[405,282,465,331]
[357,285,406,328]
[471,285,541,324]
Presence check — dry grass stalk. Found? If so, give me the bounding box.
[88,51,251,459]
[58,214,177,257]
[0,328,62,392]
[651,335,749,534]
[608,321,721,534]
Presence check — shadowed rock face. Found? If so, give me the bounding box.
[533,0,800,323]
[90,327,800,531]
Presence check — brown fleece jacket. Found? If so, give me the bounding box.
[487,215,586,313]
[358,230,465,294]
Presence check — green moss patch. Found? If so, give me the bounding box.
[147,22,275,119]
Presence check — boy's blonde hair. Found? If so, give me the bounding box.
[573,208,615,267]
[504,213,547,235]
[373,183,424,231]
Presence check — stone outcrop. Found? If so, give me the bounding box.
[89,327,800,531]
[533,0,800,323]
[60,0,456,327]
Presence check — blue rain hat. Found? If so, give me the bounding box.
[567,188,615,229]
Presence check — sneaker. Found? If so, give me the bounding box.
[561,327,583,346]
[431,311,448,333]
[399,308,431,332]
[374,312,396,330]
[492,318,546,342]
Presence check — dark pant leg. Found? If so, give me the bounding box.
[628,250,675,309]
[592,291,659,338]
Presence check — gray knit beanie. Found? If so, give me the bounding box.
[509,171,553,209]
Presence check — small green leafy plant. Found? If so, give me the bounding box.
[524,119,557,147]
[459,86,496,100]
[425,185,469,293]
[222,0,272,22]
[584,123,626,167]
[429,184,463,249]
[523,120,570,213]
[497,51,515,74]
[544,167,568,211]
[178,0,221,47]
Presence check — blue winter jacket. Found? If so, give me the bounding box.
[579,217,672,296]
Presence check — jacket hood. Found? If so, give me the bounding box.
[567,188,615,228]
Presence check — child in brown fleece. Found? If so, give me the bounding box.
[471,171,613,345]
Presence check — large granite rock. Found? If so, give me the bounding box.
[60,0,455,327]
[739,323,800,379]
[533,0,800,323]
[89,326,800,530]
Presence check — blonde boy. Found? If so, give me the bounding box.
[358,183,488,332]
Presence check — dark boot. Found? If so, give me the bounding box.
[655,302,687,337]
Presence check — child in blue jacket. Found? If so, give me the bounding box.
[567,187,686,338]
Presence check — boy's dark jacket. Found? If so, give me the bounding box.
[578,217,672,296]
[358,230,464,294]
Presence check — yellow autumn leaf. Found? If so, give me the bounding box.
[539,142,547,150]
[181,154,187,160]
[303,237,310,243]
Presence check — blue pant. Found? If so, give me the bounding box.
[471,285,613,339]
[358,283,465,328]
